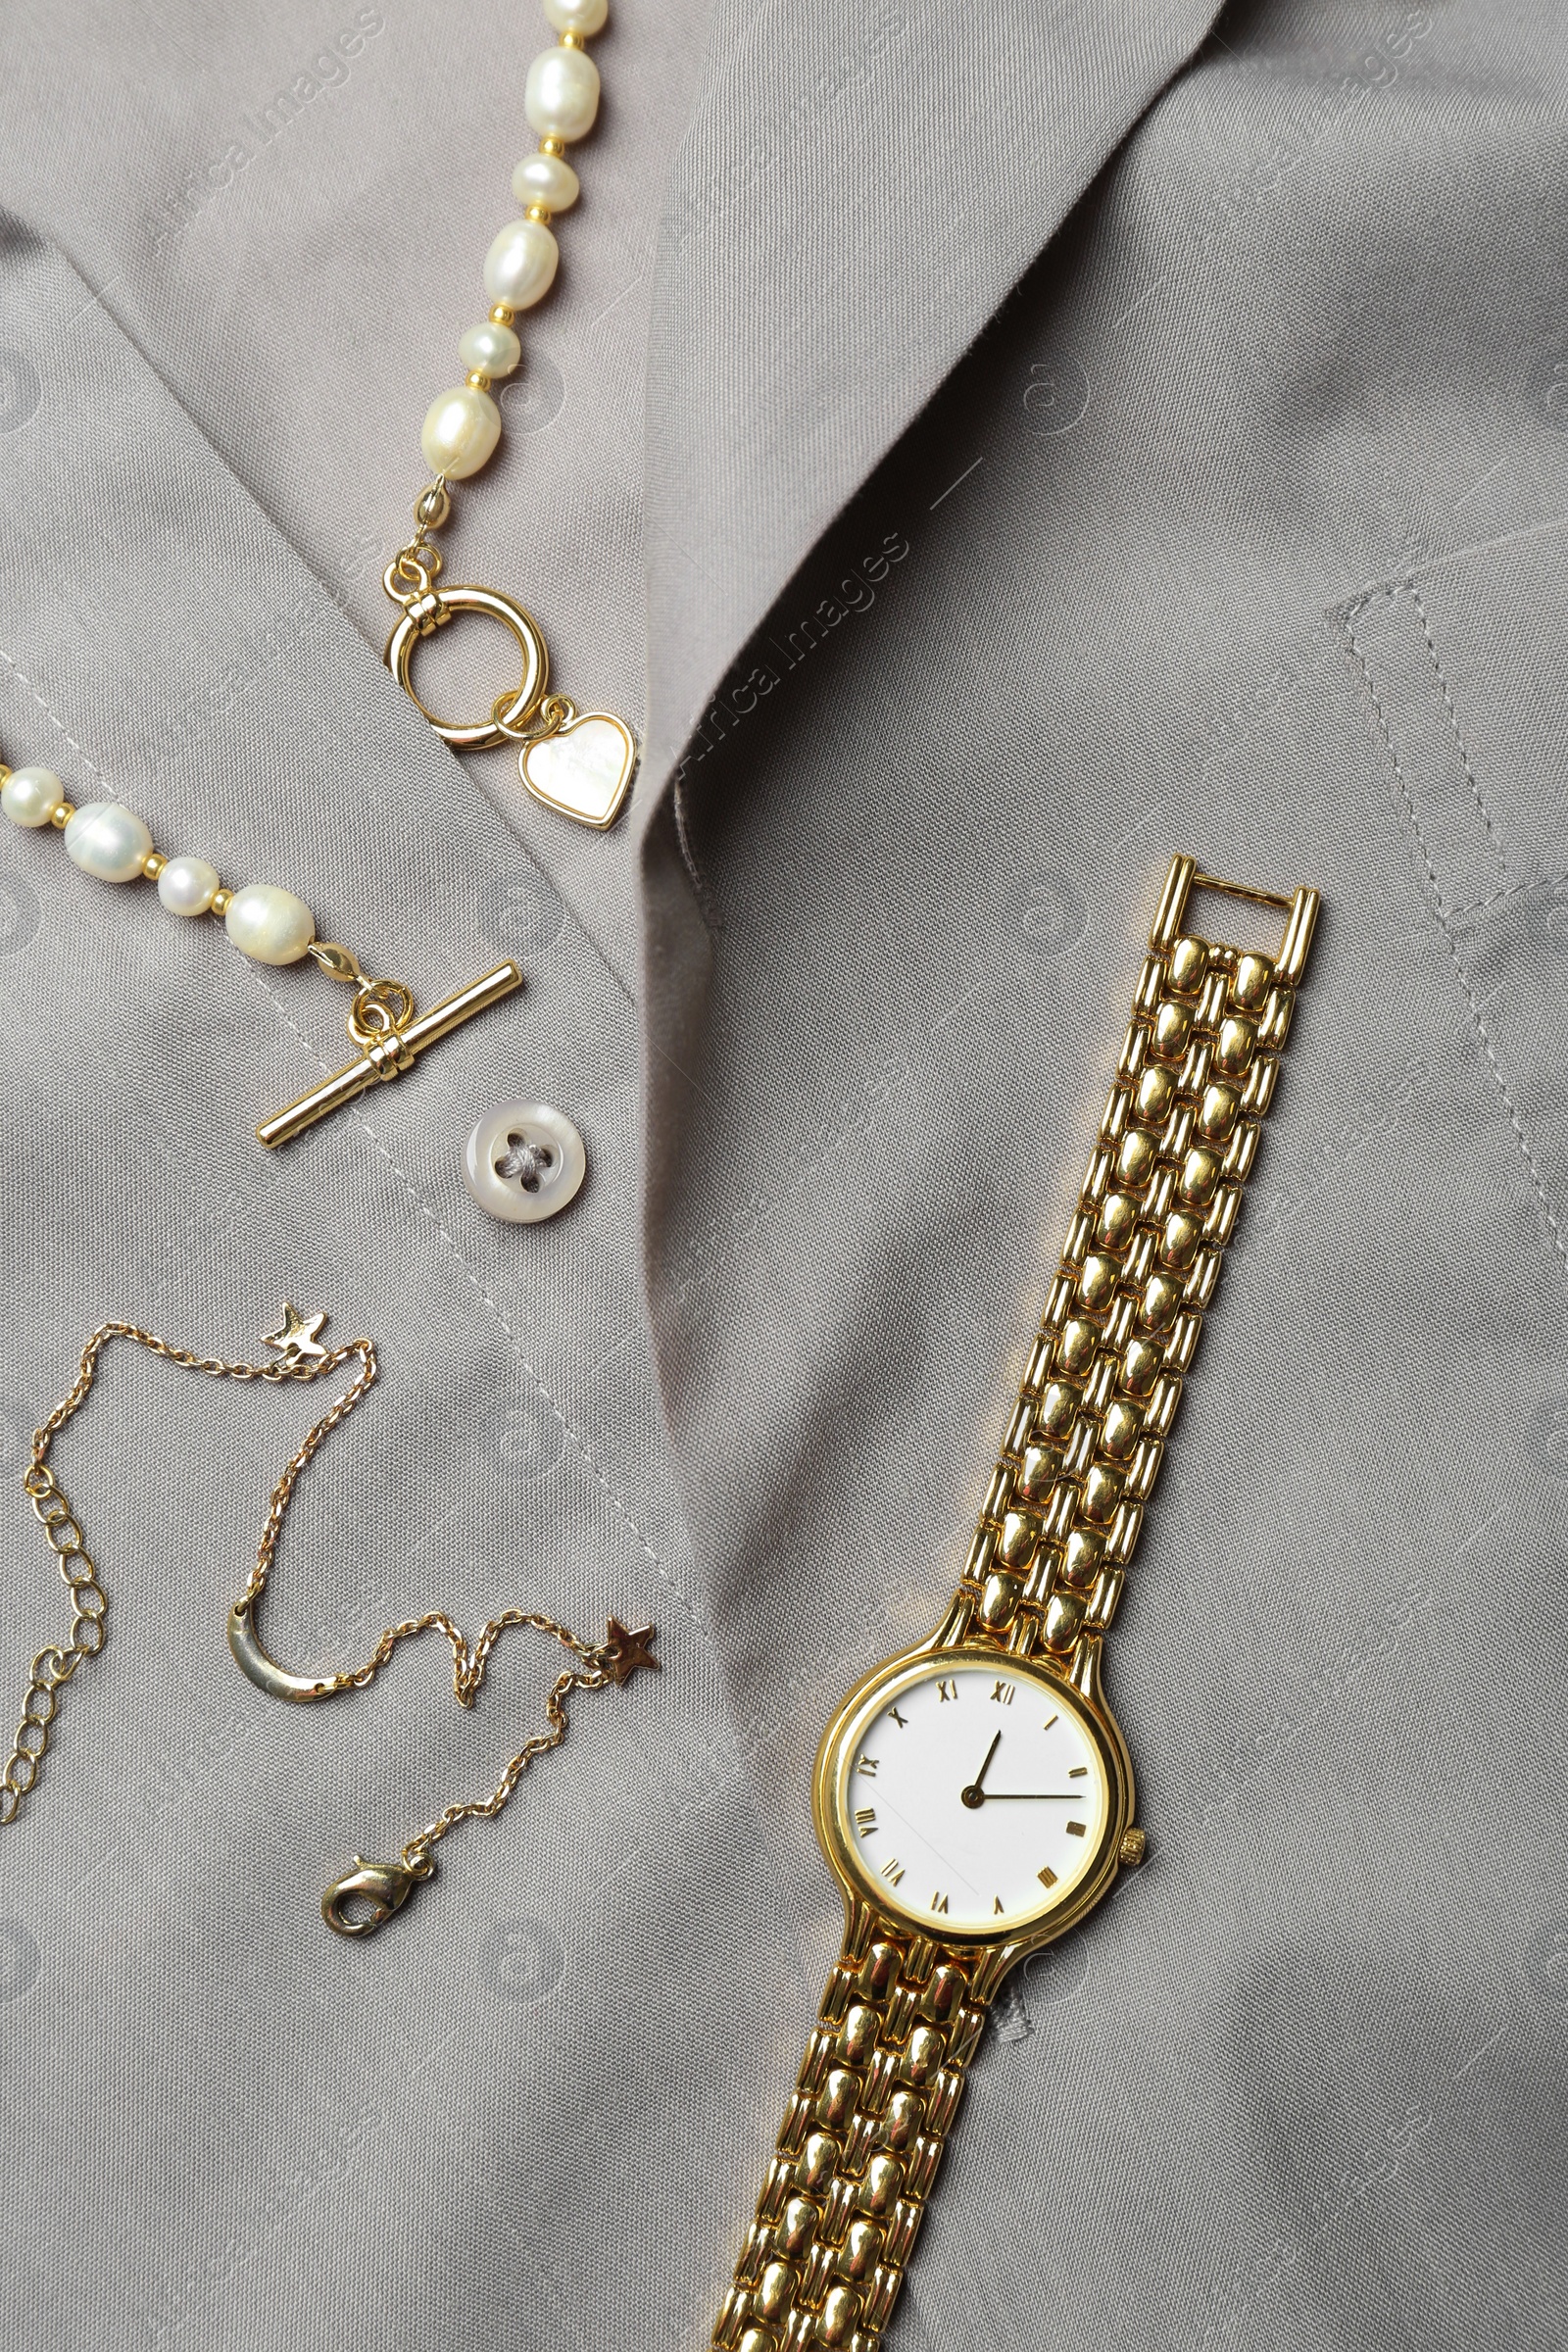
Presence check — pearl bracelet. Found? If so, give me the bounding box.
[1,762,318,966]
[0,0,617,953]
[376,0,637,827]
[417,0,608,489]
[0,750,524,1149]
[0,10,627,1130]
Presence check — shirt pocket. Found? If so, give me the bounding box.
[1340,518,1568,1255]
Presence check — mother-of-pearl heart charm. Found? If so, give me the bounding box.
[519,710,638,830]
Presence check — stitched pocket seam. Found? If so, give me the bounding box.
[1340,584,1568,1286]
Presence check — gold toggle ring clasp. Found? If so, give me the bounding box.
[383,580,549,752]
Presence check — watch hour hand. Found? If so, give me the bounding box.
[958,1731,1003,1811]
[979,1791,1083,1801]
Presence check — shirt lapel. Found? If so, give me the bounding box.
[637,0,1226,794]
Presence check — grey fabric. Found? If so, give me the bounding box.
[1,4,1565,2351]
[637,0,1223,775]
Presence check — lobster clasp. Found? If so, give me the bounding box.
[320,1851,434,1938]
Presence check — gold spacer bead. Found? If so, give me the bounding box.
[0,764,10,787]
[489,302,515,327]
[141,851,167,880]
[524,204,552,224]
[539,136,565,158]
[211,887,233,917]
[51,803,74,828]
[559,28,583,46]
[465,369,492,391]
[414,479,452,532]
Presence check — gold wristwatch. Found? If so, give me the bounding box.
[710,856,1320,2352]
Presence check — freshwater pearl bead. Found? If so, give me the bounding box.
[1,766,65,827]
[157,855,220,918]
[420,383,503,479]
[512,152,580,214]
[64,802,154,883]
[483,218,560,310]
[458,320,522,378]
[543,0,609,37]
[525,47,600,142]
[223,883,316,965]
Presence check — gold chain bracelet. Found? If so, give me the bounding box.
[0,1306,658,1935]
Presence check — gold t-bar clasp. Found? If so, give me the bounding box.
[256,960,522,1148]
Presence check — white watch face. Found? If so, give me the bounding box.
[833,1660,1113,1935]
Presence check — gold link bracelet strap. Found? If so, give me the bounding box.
[711,1907,1010,2352]
[710,856,1319,2352]
[958,854,1319,1670]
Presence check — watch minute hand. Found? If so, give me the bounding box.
[978,1790,1083,1801]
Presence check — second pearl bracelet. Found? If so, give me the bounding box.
[2,762,319,959]
[0,755,521,1148]
[378,0,639,832]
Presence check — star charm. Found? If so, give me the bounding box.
[597,1618,660,1685]
[264,1302,329,1370]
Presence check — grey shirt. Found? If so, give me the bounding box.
[0,3,1564,2347]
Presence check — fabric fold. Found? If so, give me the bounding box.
[636,0,1225,799]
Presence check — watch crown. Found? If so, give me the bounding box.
[1119,1826,1148,1868]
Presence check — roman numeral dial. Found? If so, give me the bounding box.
[838,1659,1114,1934]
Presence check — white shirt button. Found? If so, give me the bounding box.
[463,1102,587,1223]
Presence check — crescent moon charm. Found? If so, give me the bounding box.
[226,1592,342,1704]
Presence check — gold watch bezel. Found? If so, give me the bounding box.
[812,1636,1135,1957]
